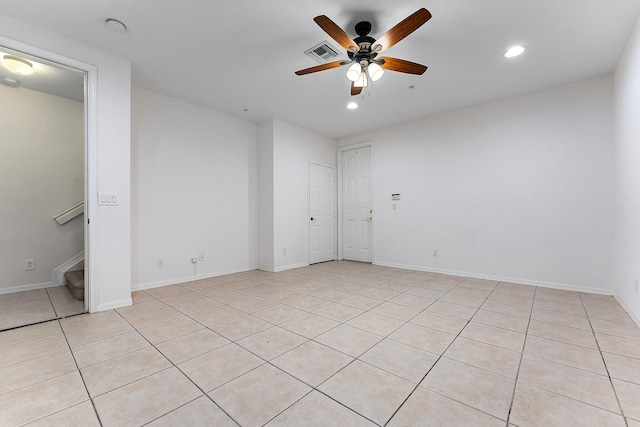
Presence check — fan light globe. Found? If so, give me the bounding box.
[368,63,384,81]
[2,55,34,76]
[353,72,368,88]
[346,63,362,82]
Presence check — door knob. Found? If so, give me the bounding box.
[310,217,315,221]
[366,216,372,222]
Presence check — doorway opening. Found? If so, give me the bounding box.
[0,45,91,330]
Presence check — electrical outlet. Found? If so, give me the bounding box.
[199,252,205,262]
[432,249,438,257]
[283,248,287,255]
[157,258,164,268]
[24,259,35,271]
[191,257,198,263]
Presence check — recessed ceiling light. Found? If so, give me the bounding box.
[347,102,358,110]
[1,55,34,75]
[504,45,526,58]
[106,18,127,33]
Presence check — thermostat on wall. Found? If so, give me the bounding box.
[392,194,400,201]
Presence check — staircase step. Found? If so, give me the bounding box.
[65,270,84,301]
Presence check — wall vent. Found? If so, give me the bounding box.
[304,41,341,64]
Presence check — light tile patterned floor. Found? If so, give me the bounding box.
[0,287,85,331]
[0,261,639,426]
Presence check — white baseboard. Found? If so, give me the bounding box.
[273,262,310,273]
[257,264,275,273]
[53,251,84,285]
[373,261,614,296]
[96,297,132,312]
[132,267,254,292]
[615,295,640,328]
[0,281,58,295]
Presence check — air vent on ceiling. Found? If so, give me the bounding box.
[304,41,341,64]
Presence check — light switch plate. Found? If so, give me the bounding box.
[98,192,119,206]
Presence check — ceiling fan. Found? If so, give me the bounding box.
[295,8,432,96]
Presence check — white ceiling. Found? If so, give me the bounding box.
[1,0,639,138]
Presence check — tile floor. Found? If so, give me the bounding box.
[0,286,85,331]
[1,261,639,426]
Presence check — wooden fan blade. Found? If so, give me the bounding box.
[373,8,432,53]
[379,57,427,75]
[295,60,346,76]
[314,15,358,51]
[351,82,363,96]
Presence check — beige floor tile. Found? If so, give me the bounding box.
[280,313,340,338]
[63,316,134,347]
[421,357,514,421]
[318,360,415,426]
[237,326,307,360]
[25,401,100,427]
[0,313,58,331]
[518,356,619,412]
[527,319,597,348]
[628,418,640,427]
[145,284,190,299]
[389,293,436,309]
[211,290,255,304]
[59,310,120,331]
[461,322,525,352]
[439,292,486,308]
[266,390,375,426]
[535,288,583,305]
[388,387,504,427]
[524,335,607,374]
[339,294,383,310]
[81,346,172,397]
[471,309,529,333]
[359,287,401,301]
[510,382,626,427]
[533,298,586,316]
[314,289,353,302]
[480,298,532,318]
[170,296,223,314]
[404,286,447,300]
[369,301,421,321]
[613,379,640,421]
[346,311,405,336]
[138,316,204,344]
[360,338,438,383]
[189,305,246,326]
[0,348,77,394]
[450,285,493,299]
[531,307,591,330]
[0,371,88,426]
[410,310,469,335]
[211,315,272,341]
[71,330,149,368]
[93,367,201,426]
[156,328,229,364]
[597,333,640,359]
[116,297,167,319]
[603,352,640,385]
[179,343,264,391]
[445,337,521,378]
[591,317,640,341]
[228,296,278,313]
[312,303,364,322]
[125,306,184,329]
[0,333,68,367]
[271,340,353,387]
[0,320,61,348]
[157,290,203,306]
[147,396,237,426]
[426,300,478,320]
[209,364,311,427]
[284,295,331,311]
[252,304,306,324]
[586,307,636,324]
[315,324,383,357]
[131,291,154,304]
[389,322,456,354]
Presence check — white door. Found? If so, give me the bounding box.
[309,163,336,264]
[342,146,372,262]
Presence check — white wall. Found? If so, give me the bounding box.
[0,13,132,311]
[339,75,615,292]
[614,16,640,323]
[258,119,337,271]
[131,87,258,289]
[0,85,83,291]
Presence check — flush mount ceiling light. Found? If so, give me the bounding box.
[1,55,34,75]
[347,102,358,109]
[106,18,127,33]
[0,77,19,87]
[504,45,526,58]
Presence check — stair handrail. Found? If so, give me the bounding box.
[54,201,84,225]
